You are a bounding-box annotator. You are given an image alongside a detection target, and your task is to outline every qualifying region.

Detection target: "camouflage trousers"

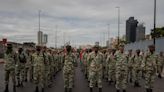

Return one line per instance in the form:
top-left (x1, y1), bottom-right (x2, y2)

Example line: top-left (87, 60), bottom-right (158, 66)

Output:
top-left (144, 70), bottom-right (156, 89)
top-left (16, 63), bottom-right (26, 83)
top-left (158, 65), bottom-right (164, 75)
top-left (33, 66), bottom-right (45, 88)
top-left (89, 70), bottom-right (103, 88)
top-left (115, 70), bottom-right (128, 90)
top-left (24, 66), bottom-right (33, 81)
top-left (4, 69), bottom-right (16, 85)
top-left (132, 69), bottom-right (141, 83)
top-left (108, 68), bottom-right (115, 82)
top-left (63, 70), bottom-right (74, 88)
top-left (104, 66), bottom-right (109, 79)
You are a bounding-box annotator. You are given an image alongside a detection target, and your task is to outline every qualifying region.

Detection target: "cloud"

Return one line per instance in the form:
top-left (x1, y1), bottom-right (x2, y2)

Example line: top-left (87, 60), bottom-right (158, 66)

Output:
top-left (0, 0), bottom-right (164, 47)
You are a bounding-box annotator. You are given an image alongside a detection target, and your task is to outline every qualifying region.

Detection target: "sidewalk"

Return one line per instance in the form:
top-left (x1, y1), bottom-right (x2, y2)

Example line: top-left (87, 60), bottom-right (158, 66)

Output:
top-left (0, 59), bottom-right (4, 64)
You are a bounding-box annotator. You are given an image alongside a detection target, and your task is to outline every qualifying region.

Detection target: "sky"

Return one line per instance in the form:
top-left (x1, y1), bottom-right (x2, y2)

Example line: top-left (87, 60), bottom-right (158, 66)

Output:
top-left (0, 0), bottom-right (164, 47)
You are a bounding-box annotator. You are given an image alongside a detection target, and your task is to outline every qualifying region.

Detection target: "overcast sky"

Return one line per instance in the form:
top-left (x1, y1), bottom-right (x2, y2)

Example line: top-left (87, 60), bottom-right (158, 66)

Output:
top-left (0, 0), bottom-right (164, 47)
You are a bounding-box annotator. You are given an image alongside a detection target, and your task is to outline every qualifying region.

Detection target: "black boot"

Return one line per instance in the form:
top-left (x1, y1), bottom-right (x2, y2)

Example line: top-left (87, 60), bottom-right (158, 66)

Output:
top-left (4, 84), bottom-right (9, 92)
top-left (134, 82), bottom-right (140, 87)
top-left (64, 88), bottom-right (67, 92)
top-left (109, 81), bottom-right (112, 85)
top-left (99, 88), bottom-right (102, 92)
top-left (90, 88), bottom-right (93, 92)
top-left (35, 86), bottom-right (39, 92)
top-left (158, 74), bottom-right (162, 79)
top-left (146, 88), bottom-right (149, 92)
top-left (25, 79), bottom-right (28, 82)
top-left (13, 85), bottom-right (16, 92)
top-left (41, 88), bottom-right (44, 92)
top-left (20, 82), bottom-right (24, 87)
top-left (116, 89), bottom-right (120, 92)
top-left (123, 89), bottom-right (126, 92)
top-left (68, 88), bottom-right (72, 92)
top-left (149, 89), bottom-right (153, 92)
top-left (16, 80), bottom-right (21, 87)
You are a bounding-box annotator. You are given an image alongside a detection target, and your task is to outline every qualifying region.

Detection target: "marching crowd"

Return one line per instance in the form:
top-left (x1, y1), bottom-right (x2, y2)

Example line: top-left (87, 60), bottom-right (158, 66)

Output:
top-left (80, 44), bottom-right (164, 92)
top-left (3, 43), bottom-right (164, 92)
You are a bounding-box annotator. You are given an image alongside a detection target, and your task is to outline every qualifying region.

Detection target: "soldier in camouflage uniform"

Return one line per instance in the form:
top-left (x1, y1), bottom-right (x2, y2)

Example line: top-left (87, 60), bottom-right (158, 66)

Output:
top-left (16, 47), bottom-right (26, 87)
top-left (24, 49), bottom-right (32, 82)
top-left (47, 49), bottom-right (53, 87)
top-left (33, 46), bottom-right (45, 92)
top-left (157, 51), bottom-right (164, 78)
top-left (42, 46), bottom-right (50, 88)
top-left (127, 49), bottom-right (134, 83)
top-left (115, 45), bottom-right (128, 92)
top-left (52, 50), bottom-right (58, 76)
top-left (142, 45), bottom-right (158, 92)
top-left (88, 45), bottom-right (103, 92)
top-left (63, 45), bottom-right (75, 92)
top-left (132, 49), bottom-right (142, 87)
top-left (83, 49), bottom-right (89, 79)
top-left (106, 49), bottom-right (116, 85)
top-left (102, 50), bottom-right (108, 80)
top-left (4, 44), bottom-right (16, 92)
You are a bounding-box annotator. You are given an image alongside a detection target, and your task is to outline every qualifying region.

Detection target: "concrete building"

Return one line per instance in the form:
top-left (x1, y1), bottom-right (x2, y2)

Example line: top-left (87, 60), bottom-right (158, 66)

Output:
top-left (43, 34), bottom-right (48, 45)
top-left (38, 31), bottom-right (43, 45)
top-left (136, 23), bottom-right (146, 41)
top-left (126, 17), bottom-right (138, 43)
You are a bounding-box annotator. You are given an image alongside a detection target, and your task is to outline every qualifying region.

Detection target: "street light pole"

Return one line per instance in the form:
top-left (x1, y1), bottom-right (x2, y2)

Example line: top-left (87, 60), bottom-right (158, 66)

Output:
top-left (107, 24), bottom-right (110, 47)
top-left (116, 7), bottom-right (120, 45)
top-left (153, 0), bottom-right (156, 46)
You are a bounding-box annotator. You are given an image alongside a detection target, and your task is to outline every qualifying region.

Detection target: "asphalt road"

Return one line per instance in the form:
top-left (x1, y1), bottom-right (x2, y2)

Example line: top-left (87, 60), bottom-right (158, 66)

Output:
top-left (0, 63), bottom-right (164, 92)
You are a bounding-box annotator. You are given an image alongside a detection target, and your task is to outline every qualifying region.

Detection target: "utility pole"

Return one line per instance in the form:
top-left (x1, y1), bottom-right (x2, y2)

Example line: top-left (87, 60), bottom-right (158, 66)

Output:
top-left (153, 0), bottom-right (156, 46)
top-left (39, 10), bottom-right (41, 32)
top-left (107, 24), bottom-right (110, 47)
top-left (116, 7), bottom-right (120, 45)
top-left (55, 25), bottom-right (58, 48)
top-left (63, 32), bottom-right (66, 46)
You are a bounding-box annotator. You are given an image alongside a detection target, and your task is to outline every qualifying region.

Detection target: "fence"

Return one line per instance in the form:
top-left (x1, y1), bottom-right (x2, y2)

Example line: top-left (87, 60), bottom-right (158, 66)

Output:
top-left (125, 37), bottom-right (164, 53)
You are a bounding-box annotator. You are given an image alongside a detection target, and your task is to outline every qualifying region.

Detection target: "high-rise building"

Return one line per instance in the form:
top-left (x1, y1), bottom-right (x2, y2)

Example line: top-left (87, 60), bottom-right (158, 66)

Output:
top-left (126, 17), bottom-right (138, 43)
top-left (43, 34), bottom-right (48, 44)
top-left (38, 31), bottom-right (43, 45)
top-left (136, 23), bottom-right (146, 41)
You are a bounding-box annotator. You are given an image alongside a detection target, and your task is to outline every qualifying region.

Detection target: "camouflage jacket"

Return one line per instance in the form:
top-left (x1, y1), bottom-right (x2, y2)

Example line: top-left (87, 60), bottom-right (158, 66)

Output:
top-left (87, 51), bottom-right (103, 72)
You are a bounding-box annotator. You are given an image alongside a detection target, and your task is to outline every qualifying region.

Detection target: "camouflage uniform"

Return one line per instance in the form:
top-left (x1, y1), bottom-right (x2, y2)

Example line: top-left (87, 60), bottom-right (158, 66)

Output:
top-left (4, 52), bottom-right (17, 92)
top-left (157, 54), bottom-right (164, 78)
top-left (115, 51), bottom-right (128, 90)
top-left (16, 52), bottom-right (26, 86)
top-left (52, 52), bottom-right (58, 75)
top-left (106, 53), bottom-right (116, 82)
top-left (132, 54), bottom-right (142, 86)
top-left (103, 52), bottom-right (108, 80)
top-left (33, 52), bottom-right (45, 89)
top-left (24, 52), bottom-right (32, 82)
top-left (83, 52), bottom-right (88, 78)
top-left (142, 52), bottom-right (158, 90)
top-left (88, 51), bottom-right (103, 88)
top-left (43, 51), bottom-right (50, 87)
top-left (47, 52), bottom-right (53, 87)
top-left (63, 52), bottom-right (75, 89)
top-left (127, 54), bottom-right (134, 83)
